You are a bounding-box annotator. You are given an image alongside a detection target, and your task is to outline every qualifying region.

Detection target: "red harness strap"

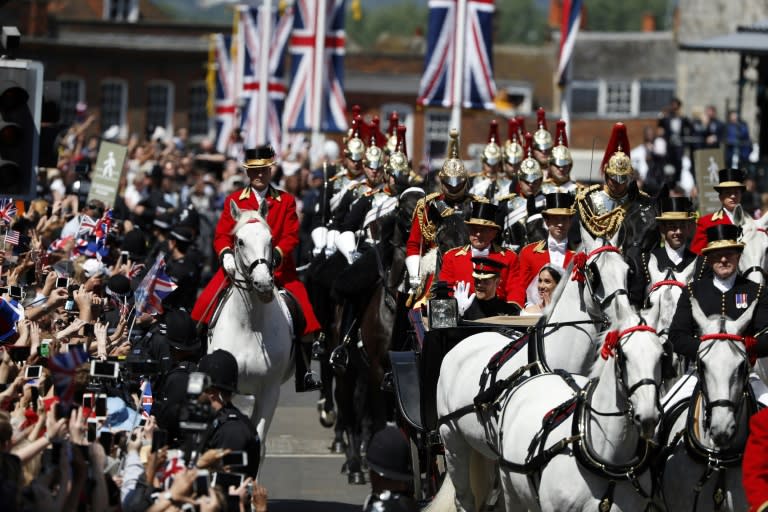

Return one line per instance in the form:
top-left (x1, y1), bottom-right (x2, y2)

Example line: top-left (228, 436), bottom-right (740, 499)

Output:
top-left (700, 333), bottom-right (758, 366)
top-left (601, 325), bottom-right (657, 360)
top-left (649, 279), bottom-right (686, 292)
top-left (571, 245), bottom-right (621, 283)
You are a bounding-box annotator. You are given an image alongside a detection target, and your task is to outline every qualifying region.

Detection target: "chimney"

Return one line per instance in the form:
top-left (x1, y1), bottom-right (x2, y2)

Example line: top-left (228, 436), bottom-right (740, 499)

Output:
top-left (642, 12), bottom-right (656, 32)
top-left (548, 0), bottom-right (562, 30)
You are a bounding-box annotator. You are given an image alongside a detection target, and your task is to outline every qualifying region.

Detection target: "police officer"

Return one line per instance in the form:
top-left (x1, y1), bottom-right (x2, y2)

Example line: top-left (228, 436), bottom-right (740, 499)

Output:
top-left (199, 349), bottom-right (261, 477)
top-left (163, 225), bottom-right (201, 311)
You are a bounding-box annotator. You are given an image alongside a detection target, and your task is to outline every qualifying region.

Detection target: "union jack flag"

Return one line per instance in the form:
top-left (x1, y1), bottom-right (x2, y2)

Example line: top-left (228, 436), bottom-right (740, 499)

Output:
top-left (48, 345), bottom-right (89, 409)
top-left (0, 199), bottom-right (17, 224)
top-left (140, 380), bottom-right (153, 418)
top-left (93, 209), bottom-right (113, 247)
top-left (284, 0), bottom-right (348, 133)
top-left (238, 4), bottom-right (294, 151)
top-left (210, 34), bottom-right (237, 154)
top-left (417, 0), bottom-right (497, 110)
top-left (134, 253), bottom-right (178, 315)
top-left (48, 235), bottom-right (74, 253)
top-left (78, 215), bottom-right (98, 238)
top-left (557, 0), bottom-right (583, 86)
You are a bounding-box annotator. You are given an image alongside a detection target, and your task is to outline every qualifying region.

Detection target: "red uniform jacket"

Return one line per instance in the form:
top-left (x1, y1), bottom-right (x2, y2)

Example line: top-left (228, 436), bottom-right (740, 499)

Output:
top-left (192, 185), bottom-right (320, 334)
top-left (512, 240), bottom-right (575, 304)
top-left (437, 245), bottom-right (524, 307)
top-left (690, 208), bottom-right (732, 255)
top-left (744, 408), bottom-right (768, 512)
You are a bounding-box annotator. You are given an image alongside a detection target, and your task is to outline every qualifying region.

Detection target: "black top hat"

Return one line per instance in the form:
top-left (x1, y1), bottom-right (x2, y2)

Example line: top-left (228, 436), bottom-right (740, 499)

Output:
top-left (542, 193), bottom-right (575, 216)
top-left (471, 256), bottom-right (504, 279)
top-left (243, 145), bottom-right (276, 169)
top-left (702, 224), bottom-right (744, 254)
top-left (714, 168), bottom-right (746, 190)
top-left (656, 196), bottom-right (694, 221)
top-left (160, 309), bottom-right (200, 352)
top-left (465, 200), bottom-right (500, 229)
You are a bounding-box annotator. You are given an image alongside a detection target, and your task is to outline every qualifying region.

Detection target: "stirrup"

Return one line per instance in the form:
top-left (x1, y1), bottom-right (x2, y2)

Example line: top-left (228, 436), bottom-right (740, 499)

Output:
top-left (330, 345), bottom-right (349, 373)
top-left (312, 335), bottom-right (326, 360)
top-left (303, 370), bottom-right (322, 391)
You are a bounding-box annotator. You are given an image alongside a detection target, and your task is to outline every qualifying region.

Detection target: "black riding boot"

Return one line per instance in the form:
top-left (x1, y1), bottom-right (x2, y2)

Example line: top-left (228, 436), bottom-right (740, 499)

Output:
top-left (295, 339), bottom-right (321, 392)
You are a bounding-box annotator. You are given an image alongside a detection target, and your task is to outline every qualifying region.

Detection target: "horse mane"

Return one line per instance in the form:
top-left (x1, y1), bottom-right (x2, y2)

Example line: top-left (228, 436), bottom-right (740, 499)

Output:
top-left (231, 209), bottom-right (272, 236)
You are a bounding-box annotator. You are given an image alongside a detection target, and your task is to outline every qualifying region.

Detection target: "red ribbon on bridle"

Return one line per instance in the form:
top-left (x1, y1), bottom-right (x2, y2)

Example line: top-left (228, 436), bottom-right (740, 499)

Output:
top-left (649, 279), bottom-right (686, 292)
top-left (601, 325), bottom-right (657, 360)
top-left (699, 333), bottom-right (758, 366)
top-left (571, 245), bottom-right (621, 283)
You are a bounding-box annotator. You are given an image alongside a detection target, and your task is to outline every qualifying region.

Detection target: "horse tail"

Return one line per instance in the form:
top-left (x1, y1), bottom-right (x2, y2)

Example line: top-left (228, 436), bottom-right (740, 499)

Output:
top-left (421, 472), bottom-right (457, 512)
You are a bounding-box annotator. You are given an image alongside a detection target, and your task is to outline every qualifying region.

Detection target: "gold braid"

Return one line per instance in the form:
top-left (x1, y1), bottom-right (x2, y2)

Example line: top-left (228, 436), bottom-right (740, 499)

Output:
top-left (414, 196), bottom-right (437, 243)
top-left (575, 191), bottom-right (629, 239)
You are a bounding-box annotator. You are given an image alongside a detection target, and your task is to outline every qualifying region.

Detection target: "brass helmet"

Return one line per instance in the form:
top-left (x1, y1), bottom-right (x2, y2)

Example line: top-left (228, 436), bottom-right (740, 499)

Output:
top-left (504, 118), bottom-right (524, 166)
top-left (550, 119), bottom-right (573, 167)
top-left (385, 111), bottom-right (399, 154)
top-left (387, 125), bottom-right (421, 193)
top-left (533, 107), bottom-right (553, 152)
top-left (345, 114), bottom-right (366, 162)
top-left (364, 131), bottom-right (384, 170)
top-left (481, 120), bottom-right (502, 166)
top-left (439, 129), bottom-right (468, 200)
top-left (601, 122), bottom-right (633, 183)
top-left (519, 132), bottom-right (543, 183)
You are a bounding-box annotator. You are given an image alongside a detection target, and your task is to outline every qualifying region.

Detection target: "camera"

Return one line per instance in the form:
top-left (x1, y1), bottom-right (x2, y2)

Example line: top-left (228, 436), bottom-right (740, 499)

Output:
top-left (8, 285), bottom-right (22, 300)
top-left (25, 366), bottom-right (42, 379)
top-left (90, 360), bottom-right (119, 379)
top-left (178, 372), bottom-right (213, 432)
top-left (55, 277), bottom-right (68, 289)
top-left (123, 358), bottom-right (160, 376)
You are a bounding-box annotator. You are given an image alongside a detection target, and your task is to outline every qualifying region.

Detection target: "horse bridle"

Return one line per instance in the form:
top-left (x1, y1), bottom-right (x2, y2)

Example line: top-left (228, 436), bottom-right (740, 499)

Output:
top-left (579, 244), bottom-right (629, 311)
top-left (231, 226), bottom-right (274, 292)
top-left (696, 334), bottom-right (750, 431)
top-left (589, 324), bottom-right (662, 418)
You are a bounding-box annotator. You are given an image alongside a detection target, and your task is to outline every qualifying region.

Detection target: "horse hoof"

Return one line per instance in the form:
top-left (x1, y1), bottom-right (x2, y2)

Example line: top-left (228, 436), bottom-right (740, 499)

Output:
top-left (319, 409), bottom-right (337, 428)
top-left (316, 398), bottom-right (326, 413)
top-left (348, 471), bottom-right (366, 485)
top-left (331, 440), bottom-right (347, 454)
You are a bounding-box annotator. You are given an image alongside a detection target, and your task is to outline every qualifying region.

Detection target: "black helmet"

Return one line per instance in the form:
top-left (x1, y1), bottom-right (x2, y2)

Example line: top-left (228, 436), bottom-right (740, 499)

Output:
top-left (366, 426), bottom-right (412, 482)
top-left (175, 205), bottom-right (200, 232)
top-left (364, 491), bottom-right (418, 512)
top-left (161, 309), bottom-right (200, 352)
top-left (198, 349), bottom-right (239, 393)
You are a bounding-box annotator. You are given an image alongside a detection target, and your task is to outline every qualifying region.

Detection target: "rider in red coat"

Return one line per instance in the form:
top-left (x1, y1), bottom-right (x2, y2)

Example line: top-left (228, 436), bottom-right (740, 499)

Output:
top-left (690, 168), bottom-right (745, 254)
top-left (745, 408), bottom-right (768, 512)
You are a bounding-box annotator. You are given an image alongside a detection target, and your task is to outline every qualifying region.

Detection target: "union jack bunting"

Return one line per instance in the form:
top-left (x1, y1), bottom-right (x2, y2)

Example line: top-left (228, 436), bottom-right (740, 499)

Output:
top-left (557, 0), bottom-right (583, 86)
top-left (134, 253), bottom-right (178, 315)
top-left (284, 0), bottom-right (349, 133)
top-left (238, 4), bottom-right (294, 150)
top-left (48, 345), bottom-right (89, 409)
top-left (211, 34), bottom-right (237, 154)
top-left (417, 0), bottom-right (497, 110)
top-left (0, 199), bottom-right (17, 224)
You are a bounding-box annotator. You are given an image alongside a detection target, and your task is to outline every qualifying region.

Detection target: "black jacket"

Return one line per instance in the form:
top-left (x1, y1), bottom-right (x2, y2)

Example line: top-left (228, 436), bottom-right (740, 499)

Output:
top-left (627, 245), bottom-right (699, 307)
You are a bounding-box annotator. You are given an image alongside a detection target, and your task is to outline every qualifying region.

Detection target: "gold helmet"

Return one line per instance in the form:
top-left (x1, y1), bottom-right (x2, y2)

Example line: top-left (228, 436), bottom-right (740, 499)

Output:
top-left (601, 122), bottom-right (633, 183)
top-left (345, 114), bottom-right (366, 162)
top-left (364, 131), bottom-right (384, 170)
top-left (387, 125), bottom-right (421, 192)
top-left (385, 111), bottom-right (399, 154)
top-left (481, 120), bottom-right (502, 166)
top-left (439, 129), bottom-right (468, 200)
top-left (550, 119), bottom-right (572, 167)
top-left (533, 107), bottom-right (553, 152)
top-left (504, 117), bottom-right (524, 166)
top-left (519, 132), bottom-right (543, 183)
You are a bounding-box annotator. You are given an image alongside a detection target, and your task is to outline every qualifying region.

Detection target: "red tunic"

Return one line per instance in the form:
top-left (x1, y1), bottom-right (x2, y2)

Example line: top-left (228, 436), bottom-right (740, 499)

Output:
top-left (690, 208), bottom-right (732, 255)
top-left (191, 185), bottom-right (320, 335)
top-left (744, 408), bottom-right (768, 512)
top-left (437, 245), bottom-right (524, 307)
top-left (511, 240), bottom-right (575, 304)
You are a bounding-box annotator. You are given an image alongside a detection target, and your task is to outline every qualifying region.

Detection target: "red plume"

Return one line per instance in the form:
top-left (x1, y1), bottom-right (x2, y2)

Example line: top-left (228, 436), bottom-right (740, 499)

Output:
top-left (515, 115), bottom-right (526, 136)
top-left (555, 120), bottom-right (568, 147)
top-left (352, 114), bottom-right (363, 139)
top-left (351, 104), bottom-right (361, 121)
top-left (524, 132), bottom-right (534, 158)
top-left (601, 331), bottom-right (621, 360)
top-left (396, 125), bottom-right (408, 157)
top-left (570, 252), bottom-right (588, 283)
top-left (488, 119), bottom-right (500, 143)
top-left (387, 111), bottom-right (399, 137)
top-left (507, 118), bottom-right (520, 143)
top-left (600, 122), bottom-right (631, 173)
top-left (536, 107), bottom-right (548, 130)
top-left (370, 116), bottom-right (386, 146)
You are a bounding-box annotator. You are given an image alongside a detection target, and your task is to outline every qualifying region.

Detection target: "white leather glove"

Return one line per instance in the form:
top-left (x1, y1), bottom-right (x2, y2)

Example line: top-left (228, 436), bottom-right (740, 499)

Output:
top-left (336, 231), bottom-right (358, 265)
top-left (311, 226), bottom-right (329, 256)
top-left (454, 281), bottom-right (476, 316)
top-left (405, 255), bottom-right (421, 292)
top-left (325, 230), bottom-right (340, 256)
top-left (222, 253), bottom-right (236, 277)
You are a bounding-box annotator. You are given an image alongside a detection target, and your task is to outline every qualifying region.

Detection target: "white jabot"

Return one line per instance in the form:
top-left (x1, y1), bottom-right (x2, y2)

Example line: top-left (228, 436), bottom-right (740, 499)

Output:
top-left (713, 273), bottom-right (737, 293)
top-left (724, 208), bottom-right (735, 223)
top-left (471, 247), bottom-right (490, 258)
top-left (255, 186), bottom-right (268, 203)
top-left (664, 244), bottom-right (685, 266)
top-left (547, 236), bottom-right (567, 268)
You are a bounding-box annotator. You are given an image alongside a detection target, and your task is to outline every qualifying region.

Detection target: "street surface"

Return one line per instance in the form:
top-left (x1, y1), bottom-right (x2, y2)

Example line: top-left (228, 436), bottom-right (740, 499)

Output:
top-left (257, 378), bottom-right (370, 511)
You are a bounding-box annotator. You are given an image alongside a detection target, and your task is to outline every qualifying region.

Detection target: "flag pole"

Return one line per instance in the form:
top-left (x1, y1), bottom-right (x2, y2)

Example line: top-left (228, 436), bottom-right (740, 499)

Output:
top-left (311, 0), bottom-right (327, 151)
top-left (449, 0), bottom-right (468, 132)
top-left (257, 0), bottom-right (273, 145)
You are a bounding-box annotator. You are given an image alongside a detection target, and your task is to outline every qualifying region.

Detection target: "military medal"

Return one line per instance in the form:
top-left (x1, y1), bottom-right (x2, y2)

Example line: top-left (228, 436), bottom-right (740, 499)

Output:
top-left (736, 293), bottom-right (748, 309)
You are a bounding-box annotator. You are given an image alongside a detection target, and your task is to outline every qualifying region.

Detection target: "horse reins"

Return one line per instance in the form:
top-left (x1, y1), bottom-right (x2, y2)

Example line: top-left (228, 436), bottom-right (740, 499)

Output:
top-left (231, 220), bottom-right (274, 292)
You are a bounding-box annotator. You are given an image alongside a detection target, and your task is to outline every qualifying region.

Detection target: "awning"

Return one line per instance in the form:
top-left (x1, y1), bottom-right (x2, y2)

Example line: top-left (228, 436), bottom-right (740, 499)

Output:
top-left (680, 19), bottom-right (768, 55)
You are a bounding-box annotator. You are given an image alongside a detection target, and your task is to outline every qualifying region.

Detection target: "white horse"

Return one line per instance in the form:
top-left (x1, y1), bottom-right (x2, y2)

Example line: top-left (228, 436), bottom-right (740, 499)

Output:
top-left (660, 297), bottom-right (757, 511)
top-left (208, 200), bottom-right (294, 460)
top-left (428, 228), bottom-right (630, 512)
top-left (499, 306), bottom-right (665, 512)
top-left (732, 205), bottom-right (768, 285)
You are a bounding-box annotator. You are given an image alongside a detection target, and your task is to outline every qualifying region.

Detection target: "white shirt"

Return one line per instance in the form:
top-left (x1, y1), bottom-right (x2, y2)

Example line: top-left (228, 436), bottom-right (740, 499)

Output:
top-left (664, 244), bottom-right (685, 266)
top-left (471, 246), bottom-right (490, 258)
top-left (547, 236), bottom-right (567, 268)
top-left (724, 208), bottom-right (735, 223)
top-left (713, 274), bottom-right (737, 293)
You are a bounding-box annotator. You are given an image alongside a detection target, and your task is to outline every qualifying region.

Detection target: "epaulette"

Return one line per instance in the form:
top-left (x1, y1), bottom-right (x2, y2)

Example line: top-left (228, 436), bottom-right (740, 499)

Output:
top-left (575, 183), bottom-right (601, 201)
top-left (491, 243), bottom-right (506, 255)
top-left (712, 209), bottom-right (724, 221)
top-left (532, 240), bottom-right (547, 253)
top-left (471, 194), bottom-right (490, 202)
top-left (454, 245), bottom-right (470, 256)
top-left (425, 191), bottom-right (442, 202)
top-left (468, 171), bottom-right (485, 178)
top-left (328, 172), bottom-right (344, 182)
top-left (496, 193), bottom-right (517, 203)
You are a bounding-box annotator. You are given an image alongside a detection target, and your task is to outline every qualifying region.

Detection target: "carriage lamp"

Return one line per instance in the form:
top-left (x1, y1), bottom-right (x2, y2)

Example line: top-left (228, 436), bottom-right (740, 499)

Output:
top-left (428, 280), bottom-right (458, 329)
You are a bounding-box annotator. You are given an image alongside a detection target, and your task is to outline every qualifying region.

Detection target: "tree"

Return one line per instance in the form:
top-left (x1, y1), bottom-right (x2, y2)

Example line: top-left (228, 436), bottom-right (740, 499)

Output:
top-left (583, 0), bottom-right (671, 31)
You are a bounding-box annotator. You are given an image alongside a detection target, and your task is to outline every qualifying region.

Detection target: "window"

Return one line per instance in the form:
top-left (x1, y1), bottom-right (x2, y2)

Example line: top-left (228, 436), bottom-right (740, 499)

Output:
top-left (571, 81), bottom-right (599, 115)
top-left (100, 79), bottom-right (128, 136)
top-left (603, 81), bottom-right (635, 116)
top-left (424, 110), bottom-right (451, 163)
top-left (188, 82), bottom-right (209, 137)
top-left (639, 80), bottom-right (675, 115)
top-left (104, 0), bottom-right (139, 22)
top-left (146, 81), bottom-right (174, 136)
top-left (58, 77), bottom-right (85, 126)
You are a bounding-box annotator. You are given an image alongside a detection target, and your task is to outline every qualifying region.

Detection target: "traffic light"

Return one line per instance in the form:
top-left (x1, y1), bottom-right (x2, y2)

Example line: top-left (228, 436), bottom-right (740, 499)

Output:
top-left (0, 59), bottom-right (42, 200)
